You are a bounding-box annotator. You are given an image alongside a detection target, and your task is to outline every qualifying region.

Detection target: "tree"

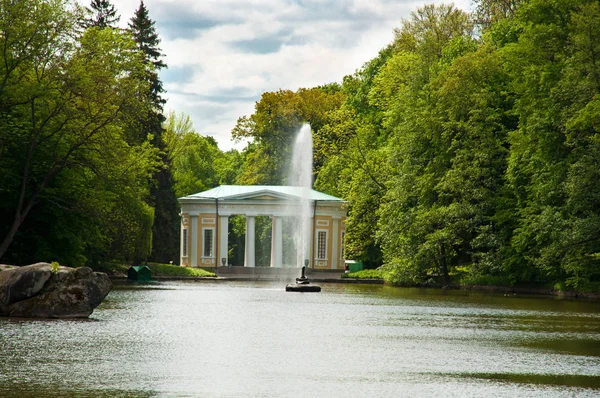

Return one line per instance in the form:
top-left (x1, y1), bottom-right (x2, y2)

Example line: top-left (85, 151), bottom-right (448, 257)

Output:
top-left (128, 0), bottom-right (166, 107)
top-left (128, 1), bottom-right (178, 264)
top-left (232, 87), bottom-right (344, 185)
top-left (314, 47), bottom-right (396, 267)
top-left (0, 1), bottom-right (158, 264)
top-left (502, 0), bottom-right (600, 290)
top-left (83, 0), bottom-right (120, 28)
top-left (164, 111), bottom-right (222, 198)
top-left (473, 0), bottom-right (523, 28)
top-left (339, 3), bottom-right (476, 278)
top-left (394, 3), bottom-right (474, 84)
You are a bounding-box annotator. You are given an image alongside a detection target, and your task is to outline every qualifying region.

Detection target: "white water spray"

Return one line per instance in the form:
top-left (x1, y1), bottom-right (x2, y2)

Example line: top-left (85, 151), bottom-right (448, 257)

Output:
top-left (288, 123), bottom-right (313, 267)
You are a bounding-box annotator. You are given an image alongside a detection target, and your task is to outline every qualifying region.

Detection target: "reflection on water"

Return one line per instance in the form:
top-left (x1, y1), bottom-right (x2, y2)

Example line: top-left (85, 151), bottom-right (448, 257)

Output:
top-left (1, 281), bottom-right (599, 397)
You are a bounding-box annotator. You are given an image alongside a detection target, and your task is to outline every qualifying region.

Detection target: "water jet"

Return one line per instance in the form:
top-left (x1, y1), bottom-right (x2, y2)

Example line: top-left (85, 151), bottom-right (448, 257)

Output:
top-left (283, 125), bottom-right (322, 291)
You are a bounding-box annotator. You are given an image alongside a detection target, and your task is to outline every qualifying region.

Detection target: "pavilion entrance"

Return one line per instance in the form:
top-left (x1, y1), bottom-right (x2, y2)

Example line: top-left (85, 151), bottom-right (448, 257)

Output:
top-left (227, 215), bottom-right (304, 268)
top-left (178, 185), bottom-right (347, 270)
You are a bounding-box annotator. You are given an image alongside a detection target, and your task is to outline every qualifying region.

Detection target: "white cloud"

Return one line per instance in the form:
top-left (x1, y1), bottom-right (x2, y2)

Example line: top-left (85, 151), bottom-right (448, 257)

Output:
top-left (91, 0), bottom-right (473, 150)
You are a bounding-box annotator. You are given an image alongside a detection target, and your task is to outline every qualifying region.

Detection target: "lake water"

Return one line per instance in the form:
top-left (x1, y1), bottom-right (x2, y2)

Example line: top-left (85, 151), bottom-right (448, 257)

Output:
top-left (1, 281), bottom-right (599, 397)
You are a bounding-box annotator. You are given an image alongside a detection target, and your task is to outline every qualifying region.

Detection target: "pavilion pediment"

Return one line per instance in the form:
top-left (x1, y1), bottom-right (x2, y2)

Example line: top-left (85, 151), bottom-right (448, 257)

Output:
top-left (179, 185), bottom-right (346, 204)
top-left (249, 194), bottom-right (281, 201)
top-left (228, 190), bottom-right (297, 201)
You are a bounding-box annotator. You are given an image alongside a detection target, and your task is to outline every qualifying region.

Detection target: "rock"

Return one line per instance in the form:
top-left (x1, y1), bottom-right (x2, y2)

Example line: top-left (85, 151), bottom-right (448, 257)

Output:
top-left (0, 263), bottom-right (112, 318)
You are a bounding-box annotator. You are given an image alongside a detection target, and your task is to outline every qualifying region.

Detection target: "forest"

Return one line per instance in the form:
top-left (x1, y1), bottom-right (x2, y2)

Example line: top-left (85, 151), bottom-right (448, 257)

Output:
top-left (1, 0), bottom-right (599, 293)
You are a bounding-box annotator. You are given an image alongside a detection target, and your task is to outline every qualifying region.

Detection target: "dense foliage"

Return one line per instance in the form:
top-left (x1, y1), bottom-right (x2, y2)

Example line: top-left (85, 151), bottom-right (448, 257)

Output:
top-left (0, 0), bottom-right (160, 267)
top-left (128, 1), bottom-right (180, 265)
top-left (236, 0), bottom-right (600, 292)
top-left (2, 0), bottom-right (599, 293)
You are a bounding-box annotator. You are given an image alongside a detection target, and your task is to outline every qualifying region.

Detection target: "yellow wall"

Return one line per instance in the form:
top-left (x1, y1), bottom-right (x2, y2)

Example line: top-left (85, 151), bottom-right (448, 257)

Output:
top-left (312, 216), bottom-right (347, 270)
top-left (199, 214), bottom-right (216, 266)
top-left (313, 216), bottom-right (332, 269)
top-left (338, 218), bottom-right (346, 269)
top-left (181, 213), bottom-right (190, 266)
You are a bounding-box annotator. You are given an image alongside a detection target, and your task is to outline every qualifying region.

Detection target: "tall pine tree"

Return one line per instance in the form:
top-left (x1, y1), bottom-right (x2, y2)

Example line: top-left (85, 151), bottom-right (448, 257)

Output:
top-left (83, 0), bottom-right (120, 28)
top-left (129, 1), bottom-right (166, 107)
top-left (129, 1), bottom-right (180, 264)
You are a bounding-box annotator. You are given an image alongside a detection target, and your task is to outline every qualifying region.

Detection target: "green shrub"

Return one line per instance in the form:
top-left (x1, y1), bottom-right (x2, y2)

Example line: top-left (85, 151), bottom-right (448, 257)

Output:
top-left (458, 273), bottom-right (514, 287)
top-left (564, 278), bottom-right (600, 294)
top-left (51, 261), bottom-right (60, 274)
top-left (341, 269), bottom-right (383, 279)
top-left (146, 262), bottom-right (216, 277)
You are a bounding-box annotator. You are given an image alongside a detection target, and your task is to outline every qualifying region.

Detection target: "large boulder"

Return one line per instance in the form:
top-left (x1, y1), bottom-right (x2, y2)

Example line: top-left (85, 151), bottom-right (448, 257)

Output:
top-left (0, 263), bottom-right (112, 318)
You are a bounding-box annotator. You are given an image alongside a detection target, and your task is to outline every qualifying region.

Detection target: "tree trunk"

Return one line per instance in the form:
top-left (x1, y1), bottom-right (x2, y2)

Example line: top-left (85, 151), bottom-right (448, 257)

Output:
top-left (0, 215), bottom-right (24, 261)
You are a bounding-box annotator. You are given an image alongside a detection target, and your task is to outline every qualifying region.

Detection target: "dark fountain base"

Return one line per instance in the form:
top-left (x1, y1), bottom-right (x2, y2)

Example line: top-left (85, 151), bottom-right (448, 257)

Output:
top-left (285, 266), bottom-right (321, 292)
top-left (285, 284), bottom-right (321, 292)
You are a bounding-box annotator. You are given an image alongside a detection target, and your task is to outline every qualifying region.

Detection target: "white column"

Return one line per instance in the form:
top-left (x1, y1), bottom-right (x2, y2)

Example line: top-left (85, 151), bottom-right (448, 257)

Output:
top-left (219, 216), bottom-right (229, 266)
top-left (244, 216), bottom-right (256, 267)
top-left (332, 218), bottom-right (340, 269)
top-left (306, 216), bottom-right (313, 266)
top-left (190, 215), bottom-right (198, 267)
top-left (270, 216), bottom-right (283, 267)
top-left (180, 222), bottom-right (186, 266)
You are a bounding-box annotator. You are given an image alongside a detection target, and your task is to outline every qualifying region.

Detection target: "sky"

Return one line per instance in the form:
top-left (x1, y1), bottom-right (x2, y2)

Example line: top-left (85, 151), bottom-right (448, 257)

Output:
top-left (99, 0), bottom-right (472, 150)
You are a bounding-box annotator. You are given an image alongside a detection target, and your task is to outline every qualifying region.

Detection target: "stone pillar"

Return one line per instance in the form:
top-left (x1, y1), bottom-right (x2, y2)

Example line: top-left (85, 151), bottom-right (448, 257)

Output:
top-left (219, 216), bottom-right (229, 266)
top-left (180, 218), bottom-right (186, 266)
top-left (244, 216), bottom-right (255, 267)
top-left (332, 218), bottom-right (340, 269)
top-left (270, 216), bottom-right (283, 267)
top-left (190, 215), bottom-right (198, 267)
top-left (306, 216), bottom-right (313, 266)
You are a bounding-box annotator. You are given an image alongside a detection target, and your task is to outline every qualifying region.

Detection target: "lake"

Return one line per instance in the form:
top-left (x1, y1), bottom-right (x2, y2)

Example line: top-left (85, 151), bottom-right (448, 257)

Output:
top-left (1, 281), bottom-right (599, 397)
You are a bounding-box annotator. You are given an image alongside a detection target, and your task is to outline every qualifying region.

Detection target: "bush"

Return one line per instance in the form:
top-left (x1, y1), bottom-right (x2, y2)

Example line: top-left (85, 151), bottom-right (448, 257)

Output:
top-left (380, 259), bottom-right (425, 285)
top-left (146, 262), bottom-right (216, 277)
top-left (341, 269), bottom-right (383, 279)
top-left (458, 273), bottom-right (514, 287)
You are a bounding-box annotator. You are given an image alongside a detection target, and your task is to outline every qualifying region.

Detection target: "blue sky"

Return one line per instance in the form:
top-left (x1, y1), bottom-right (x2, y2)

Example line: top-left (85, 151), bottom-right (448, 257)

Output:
top-left (102, 0), bottom-right (472, 150)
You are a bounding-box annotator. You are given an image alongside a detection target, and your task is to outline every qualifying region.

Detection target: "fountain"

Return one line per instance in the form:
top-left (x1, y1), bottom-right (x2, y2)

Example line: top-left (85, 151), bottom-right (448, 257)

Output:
top-left (287, 123), bottom-right (313, 267)
top-left (285, 124), bottom-right (321, 292)
top-left (285, 261), bottom-right (321, 292)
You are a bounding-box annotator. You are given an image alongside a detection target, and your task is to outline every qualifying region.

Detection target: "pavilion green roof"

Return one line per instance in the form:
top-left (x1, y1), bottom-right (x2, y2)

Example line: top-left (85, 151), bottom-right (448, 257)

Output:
top-left (179, 185), bottom-right (344, 202)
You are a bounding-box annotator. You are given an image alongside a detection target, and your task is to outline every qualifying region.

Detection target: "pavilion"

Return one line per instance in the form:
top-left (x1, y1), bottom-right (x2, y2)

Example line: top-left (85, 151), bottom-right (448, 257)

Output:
top-left (178, 185), bottom-right (347, 269)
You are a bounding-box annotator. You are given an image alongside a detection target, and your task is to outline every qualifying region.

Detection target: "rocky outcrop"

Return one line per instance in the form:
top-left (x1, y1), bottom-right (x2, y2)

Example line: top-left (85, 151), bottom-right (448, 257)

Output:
top-left (0, 263), bottom-right (112, 318)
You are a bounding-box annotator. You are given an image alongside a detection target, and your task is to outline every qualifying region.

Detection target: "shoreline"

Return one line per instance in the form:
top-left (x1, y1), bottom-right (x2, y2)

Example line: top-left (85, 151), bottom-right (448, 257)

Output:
top-left (109, 274), bottom-right (384, 284)
top-left (108, 274), bottom-right (600, 300)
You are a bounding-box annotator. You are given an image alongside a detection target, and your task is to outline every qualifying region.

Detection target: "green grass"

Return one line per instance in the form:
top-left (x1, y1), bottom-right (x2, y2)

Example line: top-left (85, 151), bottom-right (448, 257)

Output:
top-left (146, 262), bottom-right (216, 277)
top-left (95, 261), bottom-right (216, 278)
top-left (341, 269), bottom-right (383, 279)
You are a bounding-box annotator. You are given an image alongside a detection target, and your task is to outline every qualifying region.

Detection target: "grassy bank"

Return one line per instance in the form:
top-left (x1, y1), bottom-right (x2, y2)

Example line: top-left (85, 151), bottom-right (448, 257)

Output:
top-left (96, 261), bottom-right (216, 278)
top-left (341, 269), bottom-right (384, 280)
top-left (146, 262), bottom-right (216, 278)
